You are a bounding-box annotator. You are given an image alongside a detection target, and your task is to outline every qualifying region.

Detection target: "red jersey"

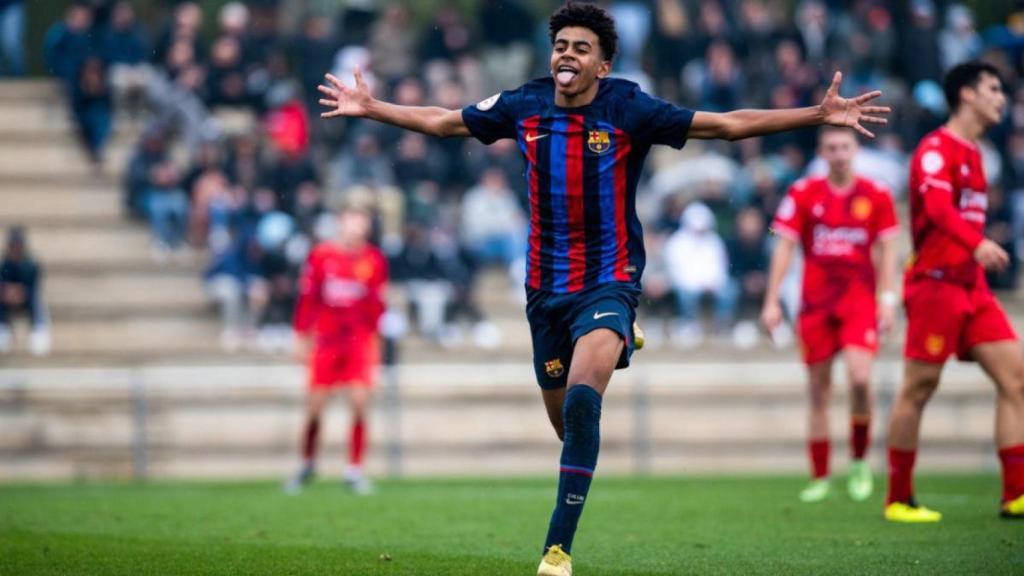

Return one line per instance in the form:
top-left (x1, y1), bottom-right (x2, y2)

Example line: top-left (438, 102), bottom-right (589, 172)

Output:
top-left (293, 242), bottom-right (388, 344)
top-left (906, 127), bottom-right (987, 286)
top-left (773, 176), bottom-right (899, 311)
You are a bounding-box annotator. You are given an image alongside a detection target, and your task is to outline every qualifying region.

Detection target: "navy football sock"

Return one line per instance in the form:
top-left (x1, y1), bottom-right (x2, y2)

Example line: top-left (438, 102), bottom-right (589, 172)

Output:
top-left (544, 384), bottom-right (602, 555)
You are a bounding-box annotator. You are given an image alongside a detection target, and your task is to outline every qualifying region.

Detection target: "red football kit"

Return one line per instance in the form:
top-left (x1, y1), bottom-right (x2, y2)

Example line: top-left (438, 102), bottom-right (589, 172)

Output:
top-left (773, 176), bottom-right (899, 364)
top-left (903, 127), bottom-right (1016, 363)
top-left (294, 242), bottom-right (388, 388)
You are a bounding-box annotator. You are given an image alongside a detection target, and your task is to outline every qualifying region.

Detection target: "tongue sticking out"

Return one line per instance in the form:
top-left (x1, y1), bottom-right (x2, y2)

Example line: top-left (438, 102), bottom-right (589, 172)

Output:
top-left (556, 71), bottom-right (576, 86)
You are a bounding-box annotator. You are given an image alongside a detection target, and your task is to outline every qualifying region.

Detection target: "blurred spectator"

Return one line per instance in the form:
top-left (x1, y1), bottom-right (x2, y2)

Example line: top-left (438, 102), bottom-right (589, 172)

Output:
top-left (0, 0), bottom-right (24, 76)
top-left (0, 228), bottom-right (50, 356)
top-left (264, 146), bottom-right (318, 215)
top-left (391, 224), bottom-right (453, 342)
top-left (44, 3), bottom-right (95, 85)
top-left (251, 211), bottom-right (300, 352)
top-left (291, 14), bottom-right (338, 113)
top-left (369, 4), bottom-right (416, 84)
top-left (941, 5), bottom-right (983, 71)
top-left (124, 127), bottom-right (170, 219)
top-left (185, 141), bottom-right (229, 247)
top-left (206, 34), bottom-right (249, 107)
top-left (71, 56), bottom-right (113, 169)
top-left (649, 0), bottom-right (696, 102)
top-left (479, 0), bottom-right (534, 92)
top-left (101, 1), bottom-right (150, 116)
top-left (147, 63), bottom-right (215, 148)
top-left (664, 202), bottom-right (736, 348)
top-left (264, 83), bottom-right (310, 158)
top-left (726, 207), bottom-right (769, 348)
top-left (896, 0), bottom-right (943, 86)
top-left (986, 186), bottom-right (1020, 291)
top-left (460, 168), bottom-right (526, 270)
top-left (147, 161), bottom-right (189, 261)
top-left (153, 1), bottom-right (203, 67)
top-left (203, 224), bottom-right (259, 352)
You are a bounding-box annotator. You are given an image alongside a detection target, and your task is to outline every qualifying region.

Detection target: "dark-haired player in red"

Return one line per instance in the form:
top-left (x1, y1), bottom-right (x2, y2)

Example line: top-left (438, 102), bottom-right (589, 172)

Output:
top-left (763, 126), bottom-right (899, 504)
top-left (285, 205), bottom-right (387, 496)
top-left (317, 4), bottom-right (889, 573)
top-left (886, 61), bottom-right (1024, 522)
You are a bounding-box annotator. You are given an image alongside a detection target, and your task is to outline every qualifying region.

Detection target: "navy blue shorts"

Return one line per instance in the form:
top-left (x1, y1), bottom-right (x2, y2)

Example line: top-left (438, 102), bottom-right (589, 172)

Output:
top-left (525, 282), bottom-right (640, 390)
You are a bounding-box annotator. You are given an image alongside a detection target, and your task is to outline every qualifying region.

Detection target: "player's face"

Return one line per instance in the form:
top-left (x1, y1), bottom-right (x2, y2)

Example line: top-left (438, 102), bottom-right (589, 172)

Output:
top-left (818, 131), bottom-right (858, 176)
top-left (550, 27), bottom-right (611, 98)
top-left (966, 72), bottom-right (1007, 127)
top-left (339, 210), bottom-right (371, 244)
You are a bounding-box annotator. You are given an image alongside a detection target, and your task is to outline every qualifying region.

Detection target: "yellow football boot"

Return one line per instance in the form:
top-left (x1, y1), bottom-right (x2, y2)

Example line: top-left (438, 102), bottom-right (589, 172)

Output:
top-left (633, 321), bottom-right (645, 351)
top-left (884, 500), bottom-right (942, 523)
top-left (1001, 494), bottom-right (1024, 519)
top-left (537, 544), bottom-right (572, 576)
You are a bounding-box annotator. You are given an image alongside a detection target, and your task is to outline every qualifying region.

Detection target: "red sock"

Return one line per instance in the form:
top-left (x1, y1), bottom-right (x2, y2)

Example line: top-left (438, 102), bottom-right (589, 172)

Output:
top-left (887, 448), bottom-right (917, 504)
top-left (302, 418), bottom-right (320, 463)
top-left (809, 439), bottom-right (830, 479)
top-left (349, 418), bottom-right (366, 467)
top-left (851, 417), bottom-right (870, 460)
top-left (998, 444), bottom-right (1024, 503)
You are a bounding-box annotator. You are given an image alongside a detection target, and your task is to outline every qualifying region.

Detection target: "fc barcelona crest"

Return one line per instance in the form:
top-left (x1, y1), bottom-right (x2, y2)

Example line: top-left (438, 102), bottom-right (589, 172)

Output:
top-left (587, 130), bottom-right (611, 154)
top-left (544, 358), bottom-right (565, 378)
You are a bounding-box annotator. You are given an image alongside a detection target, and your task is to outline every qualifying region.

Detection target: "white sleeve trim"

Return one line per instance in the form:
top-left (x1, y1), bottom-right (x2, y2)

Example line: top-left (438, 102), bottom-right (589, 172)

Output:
top-left (772, 222), bottom-right (801, 241)
top-left (920, 177), bottom-right (953, 192)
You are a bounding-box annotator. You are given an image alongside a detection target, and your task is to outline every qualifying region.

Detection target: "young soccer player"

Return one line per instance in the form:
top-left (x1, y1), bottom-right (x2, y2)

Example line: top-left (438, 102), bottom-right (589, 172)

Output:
top-left (886, 61), bottom-right (1024, 522)
top-left (318, 4), bottom-right (889, 572)
top-left (286, 205), bottom-right (387, 495)
top-left (761, 127), bottom-right (899, 503)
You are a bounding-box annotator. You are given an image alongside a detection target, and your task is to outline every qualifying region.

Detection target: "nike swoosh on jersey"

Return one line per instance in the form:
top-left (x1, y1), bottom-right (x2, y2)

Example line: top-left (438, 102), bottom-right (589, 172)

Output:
top-left (593, 311), bottom-right (619, 320)
top-left (525, 133), bottom-right (549, 142)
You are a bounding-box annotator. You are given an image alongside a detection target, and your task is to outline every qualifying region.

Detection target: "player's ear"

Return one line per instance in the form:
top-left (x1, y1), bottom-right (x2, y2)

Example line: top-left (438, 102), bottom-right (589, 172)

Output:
top-left (596, 59), bottom-right (612, 79)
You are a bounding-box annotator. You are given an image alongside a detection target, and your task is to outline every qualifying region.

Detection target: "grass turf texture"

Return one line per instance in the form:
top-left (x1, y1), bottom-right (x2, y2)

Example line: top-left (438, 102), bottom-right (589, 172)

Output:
top-left (1, 475), bottom-right (1021, 575)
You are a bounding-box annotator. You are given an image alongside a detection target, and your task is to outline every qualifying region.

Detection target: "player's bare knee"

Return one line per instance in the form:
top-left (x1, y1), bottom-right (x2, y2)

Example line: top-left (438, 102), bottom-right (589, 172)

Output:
top-left (996, 363), bottom-right (1024, 402)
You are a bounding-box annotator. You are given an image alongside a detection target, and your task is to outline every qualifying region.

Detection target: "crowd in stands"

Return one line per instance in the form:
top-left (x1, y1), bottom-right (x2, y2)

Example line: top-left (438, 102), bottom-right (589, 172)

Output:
top-left (34, 0), bottom-right (1024, 353)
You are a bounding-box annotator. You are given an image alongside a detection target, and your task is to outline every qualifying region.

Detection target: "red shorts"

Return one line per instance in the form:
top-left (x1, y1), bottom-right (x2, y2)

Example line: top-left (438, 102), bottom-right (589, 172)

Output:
top-left (798, 288), bottom-right (878, 365)
top-left (904, 279), bottom-right (1017, 363)
top-left (309, 337), bottom-right (380, 389)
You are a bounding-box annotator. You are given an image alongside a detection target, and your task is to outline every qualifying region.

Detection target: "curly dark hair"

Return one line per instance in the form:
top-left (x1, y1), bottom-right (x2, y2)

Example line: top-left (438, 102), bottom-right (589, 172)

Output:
top-left (548, 2), bottom-right (618, 62)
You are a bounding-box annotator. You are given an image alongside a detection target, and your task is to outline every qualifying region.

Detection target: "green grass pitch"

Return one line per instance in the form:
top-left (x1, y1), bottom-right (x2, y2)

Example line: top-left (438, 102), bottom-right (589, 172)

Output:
top-left (1, 475), bottom-right (1021, 575)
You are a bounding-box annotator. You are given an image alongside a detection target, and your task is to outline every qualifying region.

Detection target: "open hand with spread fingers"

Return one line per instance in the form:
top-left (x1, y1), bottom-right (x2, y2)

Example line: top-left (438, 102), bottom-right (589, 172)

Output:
top-left (318, 68), bottom-right (373, 119)
top-left (819, 71), bottom-right (891, 138)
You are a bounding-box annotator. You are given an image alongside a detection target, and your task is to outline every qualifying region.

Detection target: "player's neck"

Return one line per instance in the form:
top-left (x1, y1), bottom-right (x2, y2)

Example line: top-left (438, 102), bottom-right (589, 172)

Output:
top-left (945, 112), bottom-right (985, 144)
top-left (555, 82), bottom-right (600, 108)
top-left (826, 172), bottom-right (855, 193)
top-left (335, 237), bottom-right (364, 251)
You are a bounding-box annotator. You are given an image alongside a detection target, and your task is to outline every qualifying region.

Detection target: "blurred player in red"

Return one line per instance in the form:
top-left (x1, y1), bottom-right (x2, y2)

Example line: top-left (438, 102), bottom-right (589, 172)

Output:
top-left (885, 61), bottom-right (1024, 522)
top-left (285, 205), bottom-right (387, 495)
top-left (762, 126), bottom-right (900, 503)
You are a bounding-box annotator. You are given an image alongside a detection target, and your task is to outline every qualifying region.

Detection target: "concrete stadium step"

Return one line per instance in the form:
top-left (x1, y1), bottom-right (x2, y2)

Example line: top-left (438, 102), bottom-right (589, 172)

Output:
top-left (49, 317), bottom-right (221, 355)
top-left (0, 79), bottom-right (65, 101)
top-left (26, 222), bottom-right (157, 266)
top-left (0, 186), bottom-right (121, 225)
top-left (0, 363), bottom-right (1003, 480)
top-left (46, 272), bottom-right (207, 313)
top-left (0, 139), bottom-right (132, 180)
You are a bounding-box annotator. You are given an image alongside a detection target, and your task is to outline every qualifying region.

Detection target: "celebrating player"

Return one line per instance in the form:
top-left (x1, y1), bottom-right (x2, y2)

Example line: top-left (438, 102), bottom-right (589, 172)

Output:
top-left (885, 61), bottom-right (1024, 522)
top-left (762, 127), bottom-right (899, 504)
top-left (286, 205), bottom-right (387, 495)
top-left (318, 3), bottom-right (888, 573)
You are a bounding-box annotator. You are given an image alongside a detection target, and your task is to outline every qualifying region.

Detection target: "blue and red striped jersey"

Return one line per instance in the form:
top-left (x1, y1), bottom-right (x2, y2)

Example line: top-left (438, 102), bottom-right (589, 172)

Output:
top-left (462, 77), bottom-right (694, 293)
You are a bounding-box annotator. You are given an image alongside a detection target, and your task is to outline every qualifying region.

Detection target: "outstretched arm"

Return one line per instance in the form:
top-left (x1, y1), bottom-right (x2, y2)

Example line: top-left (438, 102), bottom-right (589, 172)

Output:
top-left (318, 69), bottom-right (470, 138)
top-left (689, 72), bottom-right (890, 141)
